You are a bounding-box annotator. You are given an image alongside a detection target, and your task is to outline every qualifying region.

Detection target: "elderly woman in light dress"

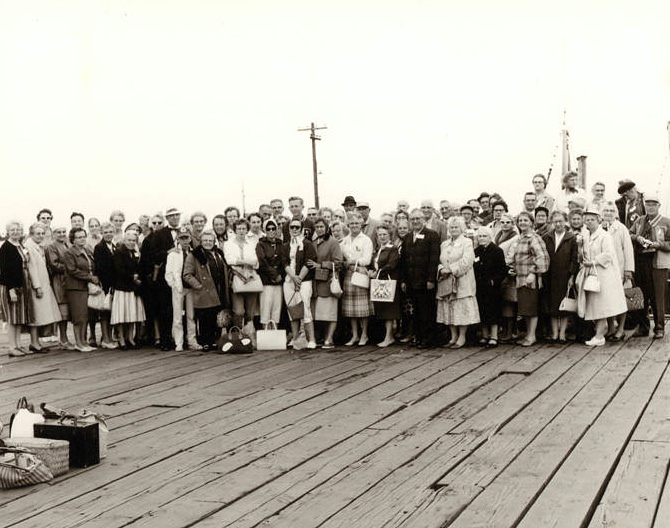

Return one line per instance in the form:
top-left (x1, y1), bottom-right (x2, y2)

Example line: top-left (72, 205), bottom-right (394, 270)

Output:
top-left (436, 216), bottom-right (479, 349)
top-left (576, 206), bottom-right (628, 346)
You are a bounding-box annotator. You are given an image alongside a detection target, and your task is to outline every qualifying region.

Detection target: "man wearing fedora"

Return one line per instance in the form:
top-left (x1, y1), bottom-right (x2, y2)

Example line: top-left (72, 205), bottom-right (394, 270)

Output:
top-left (149, 207), bottom-right (182, 350)
top-left (629, 193), bottom-right (670, 339)
top-left (616, 179), bottom-right (646, 229)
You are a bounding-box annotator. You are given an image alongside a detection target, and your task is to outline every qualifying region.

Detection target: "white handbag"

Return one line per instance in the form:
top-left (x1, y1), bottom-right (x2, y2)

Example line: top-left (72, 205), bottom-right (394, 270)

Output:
top-left (256, 321), bottom-right (287, 351)
top-left (350, 260), bottom-right (370, 289)
top-left (370, 272), bottom-right (397, 303)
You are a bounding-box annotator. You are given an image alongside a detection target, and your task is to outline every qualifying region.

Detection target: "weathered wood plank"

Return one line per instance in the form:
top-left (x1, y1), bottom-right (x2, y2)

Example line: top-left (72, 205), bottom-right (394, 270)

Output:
top-left (443, 341), bottom-right (664, 528)
top-left (587, 440), bottom-right (669, 528)
top-left (515, 341), bottom-right (670, 528)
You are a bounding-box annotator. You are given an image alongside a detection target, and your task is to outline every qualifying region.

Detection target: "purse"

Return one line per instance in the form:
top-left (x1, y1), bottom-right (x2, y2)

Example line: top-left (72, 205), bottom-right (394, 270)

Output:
top-left (9, 398), bottom-right (44, 438)
top-left (217, 326), bottom-right (254, 354)
top-left (436, 274), bottom-right (456, 300)
top-left (501, 275), bottom-right (517, 302)
top-left (0, 446), bottom-right (54, 489)
top-left (88, 291), bottom-right (112, 311)
top-left (87, 283), bottom-right (103, 296)
top-left (314, 267), bottom-right (330, 281)
top-left (624, 282), bottom-right (644, 311)
top-left (559, 284), bottom-right (578, 313)
top-left (583, 266), bottom-right (600, 292)
top-left (256, 321), bottom-right (287, 350)
top-left (370, 272), bottom-right (397, 303)
top-left (232, 271), bottom-right (263, 293)
top-left (350, 261), bottom-right (370, 289)
top-left (330, 263), bottom-right (343, 298)
top-left (286, 292), bottom-right (305, 320)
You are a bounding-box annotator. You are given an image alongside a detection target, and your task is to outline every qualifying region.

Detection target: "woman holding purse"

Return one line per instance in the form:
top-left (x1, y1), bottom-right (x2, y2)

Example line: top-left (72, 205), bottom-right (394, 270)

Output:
top-left (340, 213), bottom-right (374, 346)
top-left (436, 216), bottom-right (480, 349)
top-left (224, 219), bottom-right (260, 329)
top-left (576, 206), bottom-right (627, 346)
top-left (368, 225), bottom-right (400, 348)
top-left (64, 227), bottom-right (101, 352)
top-left (473, 226), bottom-right (507, 347)
top-left (306, 218), bottom-right (343, 349)
top-left (283, 219), bottom-right (318, 349)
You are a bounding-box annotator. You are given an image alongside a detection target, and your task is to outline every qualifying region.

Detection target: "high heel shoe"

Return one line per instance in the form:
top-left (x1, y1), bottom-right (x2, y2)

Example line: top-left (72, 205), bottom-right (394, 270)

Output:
top-left (29, 345), bottom-right (48, 354)
top-left (358, 337), bottom-right (369, 346)
top-left (344, 337), bottom-right (359, 346)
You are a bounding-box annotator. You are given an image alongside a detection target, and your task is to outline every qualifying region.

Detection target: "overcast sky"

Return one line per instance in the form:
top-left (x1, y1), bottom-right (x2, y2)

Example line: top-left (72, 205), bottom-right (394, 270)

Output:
top-left (1, 0), bottom-right (669, 229)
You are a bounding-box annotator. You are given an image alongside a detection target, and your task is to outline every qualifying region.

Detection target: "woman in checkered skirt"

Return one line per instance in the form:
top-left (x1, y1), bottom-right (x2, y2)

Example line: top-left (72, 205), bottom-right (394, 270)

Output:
top-left (340, 213), bottom-right (373, 346)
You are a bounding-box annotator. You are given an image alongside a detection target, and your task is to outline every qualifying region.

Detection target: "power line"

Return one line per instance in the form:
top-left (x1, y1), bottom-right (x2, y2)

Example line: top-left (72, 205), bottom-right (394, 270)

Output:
top-left (298, 122), bottom-right (327, 208)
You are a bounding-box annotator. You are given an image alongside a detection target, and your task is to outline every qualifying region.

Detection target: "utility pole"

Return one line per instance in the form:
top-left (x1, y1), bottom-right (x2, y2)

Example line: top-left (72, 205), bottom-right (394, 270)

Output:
top-left (298, 122), bottom-right (327, 208)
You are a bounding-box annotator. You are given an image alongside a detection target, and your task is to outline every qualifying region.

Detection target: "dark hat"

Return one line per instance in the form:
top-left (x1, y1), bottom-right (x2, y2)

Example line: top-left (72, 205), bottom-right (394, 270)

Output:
top-left (459, 204), bottom-right (474, 213)
top-left (177, 227), bottom-right (191, 238)
top-left (617, 179), bottom-right (636, 194)
top-left (534, 206), bottom-right (550, 217)
top-left (341, 195), bottom-right (357, 207)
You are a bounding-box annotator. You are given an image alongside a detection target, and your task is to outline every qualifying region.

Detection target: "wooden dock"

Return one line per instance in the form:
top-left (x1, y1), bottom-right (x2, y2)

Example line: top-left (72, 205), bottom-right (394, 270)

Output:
top-left (0, 325), bottom-right (669, 528)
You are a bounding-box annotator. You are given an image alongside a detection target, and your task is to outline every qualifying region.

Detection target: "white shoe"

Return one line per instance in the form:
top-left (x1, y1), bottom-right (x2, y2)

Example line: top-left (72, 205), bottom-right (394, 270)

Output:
top-left (585, 337), bottom-right (606, 347)
top-left (101, 341), bottom-right (118, 349)
top-left (307, 341), bottom-right (317, 349)
top-left (378, 339), bottom-right (395, 348)
top-left (60, 341), bottom-right (76, 350)
top-left (175, 345), bottom-right (184, 352)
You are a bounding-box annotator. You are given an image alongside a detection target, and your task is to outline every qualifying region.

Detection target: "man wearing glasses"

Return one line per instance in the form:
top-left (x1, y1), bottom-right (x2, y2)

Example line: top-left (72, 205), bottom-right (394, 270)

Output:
top-left (400, 209), bottom-right (440, 349)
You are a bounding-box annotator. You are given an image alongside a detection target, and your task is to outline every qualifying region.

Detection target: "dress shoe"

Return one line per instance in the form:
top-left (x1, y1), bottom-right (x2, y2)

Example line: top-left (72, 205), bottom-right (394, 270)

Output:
top-left (517, 339), bottom-right (536, 347)
top-left (632, 328), bottom-right (650, 338)
top-left (101, 341), bottom-right (118, 349)
top-left (653, 330), bottom-right (664, 339)
top-left (322, 342), bottom-right (335, 349)
top-left (358, 337), bottom-right (369, 346)
top-left (59, 341), bottom-right (76, 351)
top-left (29, 344), bottom-right (47, 354)
top-left (8, 348), bottom-right (26, 357)
top-left (449, 341), bottom-right (465, 349)
top-left (585, 336), bottom-right (606, 346)
top-left (344, 337), bottom-right (359, 346)
top-left (377, 339), bottom-right (395, 348)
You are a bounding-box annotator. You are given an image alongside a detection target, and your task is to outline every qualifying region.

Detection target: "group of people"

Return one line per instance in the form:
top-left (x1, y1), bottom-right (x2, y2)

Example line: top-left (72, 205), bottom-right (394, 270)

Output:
top-left (1, 172), bottom-right (668, 358)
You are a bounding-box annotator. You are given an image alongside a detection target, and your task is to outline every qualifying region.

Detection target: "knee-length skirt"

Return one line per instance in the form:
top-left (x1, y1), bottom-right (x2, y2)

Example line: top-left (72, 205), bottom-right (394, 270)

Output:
top-left (341, 270), bottom-right (373, 318)
top-left (111, 290), bottom-right (146, 324)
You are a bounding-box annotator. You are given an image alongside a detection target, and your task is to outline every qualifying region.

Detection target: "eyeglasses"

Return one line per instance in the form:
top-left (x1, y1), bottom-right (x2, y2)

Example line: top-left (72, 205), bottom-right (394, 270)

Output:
top-left (500, 221), bottom-right (512, 225)
top-left (40, 216), bottom-right (52, 220)
top-left (289, 225), bottom-right (302, 229)
top-left (409, 217), bottom-right (423, 221)
top-left (152, 222), bottom-right (163, 225)
top-left (266, 226), bottom-right (277, 231)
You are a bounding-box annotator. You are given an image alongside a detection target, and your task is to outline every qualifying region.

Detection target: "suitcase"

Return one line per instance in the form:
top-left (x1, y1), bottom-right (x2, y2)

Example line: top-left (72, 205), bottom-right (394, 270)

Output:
top-left (34, 419), bottom-right (99, 468)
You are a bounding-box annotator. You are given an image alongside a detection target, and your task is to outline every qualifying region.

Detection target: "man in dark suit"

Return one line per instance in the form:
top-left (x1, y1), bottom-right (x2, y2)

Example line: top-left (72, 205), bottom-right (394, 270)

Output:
top-left (400, 209), bottom-right (440, 348)
top-left (149, 207), bottom-right (182, 350)
top-left (615, 179), bottom-right (646, 229)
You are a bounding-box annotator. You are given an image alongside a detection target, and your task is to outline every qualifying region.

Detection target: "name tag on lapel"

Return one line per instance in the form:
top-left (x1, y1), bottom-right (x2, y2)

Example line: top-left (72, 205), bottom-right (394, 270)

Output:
top-left (416, 234), bottom-right (425, 240)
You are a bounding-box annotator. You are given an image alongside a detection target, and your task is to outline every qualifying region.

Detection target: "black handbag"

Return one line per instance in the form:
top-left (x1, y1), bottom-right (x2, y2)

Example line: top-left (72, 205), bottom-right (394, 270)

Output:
top-left (624, 282), bottom-right (644, 311)
top-left (217, 327), bottom-right (254, 354)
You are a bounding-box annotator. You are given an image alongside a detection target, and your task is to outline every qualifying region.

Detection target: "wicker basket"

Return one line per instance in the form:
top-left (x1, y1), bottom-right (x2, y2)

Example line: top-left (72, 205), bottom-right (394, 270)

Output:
top-left (3, 437), bottom-right (69, 477)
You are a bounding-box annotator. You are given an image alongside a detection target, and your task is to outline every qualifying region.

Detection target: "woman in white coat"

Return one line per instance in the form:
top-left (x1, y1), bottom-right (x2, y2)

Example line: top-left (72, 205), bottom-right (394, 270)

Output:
top-left (436, 216), bottom-right (479, 349)
top-left (25, 222), bottom-right (62, 352)
top-left (576, 206), bottom-right (627, 346)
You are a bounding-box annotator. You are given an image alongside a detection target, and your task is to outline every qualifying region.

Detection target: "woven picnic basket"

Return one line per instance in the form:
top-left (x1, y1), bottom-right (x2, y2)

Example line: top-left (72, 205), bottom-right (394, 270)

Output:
top-left (3, 437), bottom-right (69, 477)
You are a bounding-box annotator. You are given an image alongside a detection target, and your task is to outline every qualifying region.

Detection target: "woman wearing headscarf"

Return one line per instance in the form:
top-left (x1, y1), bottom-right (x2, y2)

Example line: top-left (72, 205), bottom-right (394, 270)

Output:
top-left (64, 227), bottom-right (100, 352)
top-left (86, 217), bottom-right (102, 253)
top-left (306, 217), bottom-right (343, 348)
top-left (0, 221), bottom-right (33, 356)
top-left (576, 206), bottom-right (627, 346)
top-left (340, 213), bottom-right (374, 346)
top-left (508, 211), bottom-right (550, 346)
top-left (24, 222), bottom-right (62, 352)
top-left (542, 210), bottom-right (579, 343)
top-left (283, 218), bottom-right (318, 348)
top-left (436, 216), bottom-right (480, 349)
top-left (473, 225), bottom-right (507, 347)
top-left (256, 218), bottom-right (288, 329)
top-left (601, 201), bottom-right (635, 341)
top-left (184, 230), bottom-right (229, 351)
top-left (110, 230), bottom-right (146, 349)
top-left (367, 225), bottom-right (400, 347)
